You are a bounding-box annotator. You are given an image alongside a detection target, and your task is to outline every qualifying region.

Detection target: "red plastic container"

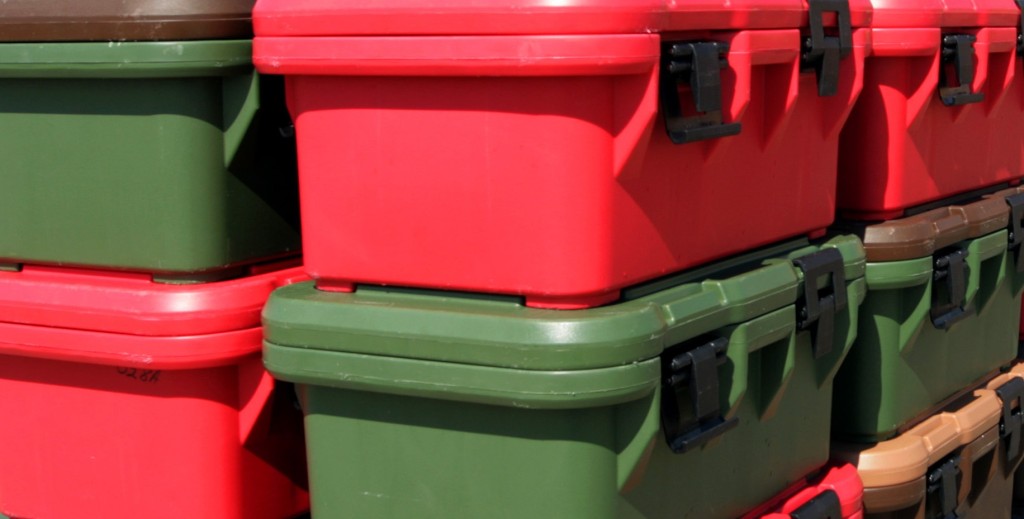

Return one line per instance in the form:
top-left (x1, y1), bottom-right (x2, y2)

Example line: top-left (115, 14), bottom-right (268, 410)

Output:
top-left (743, 464), bottom-right (864, 519)
top-left (0, 263), bottom-right (309, 519)
top-left (838, 0), bottom-right (1024, 219)
top-left (253, 0), bottom-right (870, 308)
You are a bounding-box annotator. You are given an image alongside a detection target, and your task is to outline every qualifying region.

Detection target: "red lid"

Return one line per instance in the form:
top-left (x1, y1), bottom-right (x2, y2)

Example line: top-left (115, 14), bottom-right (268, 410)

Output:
top-left (0, 263), bottom-right (307, 337)
top-left (868, 0), bottom-right (1019, 28)
top-left (253, 0), bottom-right (870, 37)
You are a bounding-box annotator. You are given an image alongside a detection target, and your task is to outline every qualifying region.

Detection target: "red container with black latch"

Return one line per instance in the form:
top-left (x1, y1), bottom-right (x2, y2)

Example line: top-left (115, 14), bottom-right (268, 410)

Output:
top-left (838, 0), bottom-right (1024, 220)
top-left (253, 0), bottom-right (870, 309)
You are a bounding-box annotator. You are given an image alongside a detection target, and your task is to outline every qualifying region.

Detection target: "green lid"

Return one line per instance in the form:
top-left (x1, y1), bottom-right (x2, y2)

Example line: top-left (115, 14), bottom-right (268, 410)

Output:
top-left (264, 236), bottom-right (865, 407)
top-left (0, 40), bottom-right (252, 78)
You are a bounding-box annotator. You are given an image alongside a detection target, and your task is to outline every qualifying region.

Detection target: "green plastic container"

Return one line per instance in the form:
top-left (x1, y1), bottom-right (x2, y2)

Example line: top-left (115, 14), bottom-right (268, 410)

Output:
top-left (832, 188), bottom-right (1024, 442)
top-left (263, 236), bottom-right (866, 519)
top-left (0, 40), bottom-right (299, 279)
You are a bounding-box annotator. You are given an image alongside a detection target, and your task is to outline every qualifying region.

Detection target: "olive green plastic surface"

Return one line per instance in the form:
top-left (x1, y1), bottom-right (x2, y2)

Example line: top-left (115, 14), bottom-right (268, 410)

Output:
top-left (833, 230), bottom-right (1024, 442)
top-left (263, 236), bottom-right (866, 518)
top-left (0, 40), bottom-right (300, 276)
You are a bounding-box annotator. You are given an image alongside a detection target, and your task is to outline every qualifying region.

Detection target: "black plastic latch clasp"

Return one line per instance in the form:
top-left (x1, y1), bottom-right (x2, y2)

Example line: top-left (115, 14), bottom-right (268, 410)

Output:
top-left (659, 41), bottom-right (742, 144)
top-left (939, 34), bottom-right (985, 106)
top-left (790, 489), bottom-right (842, 519)
top-left (930, 247), bottom-right (970, 330)
top-left (997, 377), bottom-right (1024, 463)
top-left (1016, 0), bottom-right (1024, 56)
top-left (660, 336), bottom-right (739, 453)
top-left (792, 248), bottom-right (847, 359)
top-left (1005, 192), bottom-right (1024, 272)
top-left (926, 454), bottom-right (961, 519)
top-left (802, 0), bottom-right (853, 97)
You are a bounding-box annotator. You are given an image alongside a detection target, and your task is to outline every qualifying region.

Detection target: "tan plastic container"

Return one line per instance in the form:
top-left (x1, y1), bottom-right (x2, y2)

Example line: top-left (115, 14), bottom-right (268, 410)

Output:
top-left (0, 0), bottom-right (256, 42)
top-left (834, 364), bottom-right (1024, 518)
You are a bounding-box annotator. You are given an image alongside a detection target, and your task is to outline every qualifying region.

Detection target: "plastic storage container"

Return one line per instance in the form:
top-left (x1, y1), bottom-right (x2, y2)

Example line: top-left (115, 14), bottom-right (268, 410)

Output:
top-left (0, 0), bottom-right (258, 42)
top-left (253, 0), bottom-right (869, 308)
top-left (832, 188), bottom-right (1024, 441)
top-left (0, 263), bottom-right (309, 519)
top-left (743, 464), bottom-right (864, 519)
top-left (837, 0), bottom-right (1024, 219)
top-left (0, 7), bottom-right (300, 280)
top-left (833, 368), bottom-right (1024, 519)
top-left (263, 236), bottom-right (865, 518)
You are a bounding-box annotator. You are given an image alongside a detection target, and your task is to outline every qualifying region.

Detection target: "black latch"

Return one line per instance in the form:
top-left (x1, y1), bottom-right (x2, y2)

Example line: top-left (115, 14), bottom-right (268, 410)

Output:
top-left (1005, 193), bottom-right (1024, 272)
top-left (802, 0), bottom-right (853, 97)
top-left (930, 247), bottom-right (970, 330)
top-left (939, 34), bottom-right (985, 106)
top-left (792, 248), bottom-right (847, 359)
top-left (926, 454), bottom-right (961, 519)
top-left (997, 377), bottom-right (1024, 463)
top-left (790, 489), bottom-right (842, 519)
top-left (1017, 0), bottom-right (1024, 56)
top-left (660, 336), bottom-right (739, 453)
top-left (659, 41), bottom-right (742, 144)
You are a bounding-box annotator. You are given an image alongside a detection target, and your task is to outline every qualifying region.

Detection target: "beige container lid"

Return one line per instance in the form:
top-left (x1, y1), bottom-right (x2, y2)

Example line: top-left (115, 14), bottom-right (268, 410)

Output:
top-left (832, 389), bottom-right (1001, 488)
top-left (858, 425), bottom-right (1001, 514)
top-left (0, 0), bottom-right (255, 42)
top-left (861, 195), bottom-right (1010, 262)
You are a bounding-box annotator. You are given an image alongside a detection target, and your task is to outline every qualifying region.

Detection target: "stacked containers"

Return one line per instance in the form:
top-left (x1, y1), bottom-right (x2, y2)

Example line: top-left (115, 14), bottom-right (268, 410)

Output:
top-left (833, 190), bottom-right (1024, 442)
top-left (252, 0), bottom-right (869, 308)
top-left (262, 237), bottom-right (866, 518)
top-left (0, 2), bottom-right (309, 517)
top-left (251, 0), bottom-right (881, 516)
top-left (0, 0), bottom-right (300, 279)
top-left (833, 365), bottom-right (1024, 518)
top-left (838, 0), bottom-right (1024, 220)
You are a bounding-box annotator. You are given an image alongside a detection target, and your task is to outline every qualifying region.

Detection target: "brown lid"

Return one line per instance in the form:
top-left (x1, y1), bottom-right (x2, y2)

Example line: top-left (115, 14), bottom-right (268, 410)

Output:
top-left (0, 0), bottom-right (255, 42)
top-left (862, 477), bottom-right (925, 514)
top-left (983, 363), bottom-right (1024, 391)
top-left (833, 389), bottom-right (1001, 489)
top-left (861, 197), bottom-right (1009, 262)
top-left (859, 425), bottom-right (1001, 514)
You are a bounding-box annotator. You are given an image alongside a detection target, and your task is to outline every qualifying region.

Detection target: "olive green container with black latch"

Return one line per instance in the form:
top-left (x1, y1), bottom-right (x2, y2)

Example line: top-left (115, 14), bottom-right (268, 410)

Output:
top-left (0, 8), bottom-right (299, 280)
top-left (262, 236), bottom-right (866, 519)
top-left (832, 187), bottom-right (1024, 442)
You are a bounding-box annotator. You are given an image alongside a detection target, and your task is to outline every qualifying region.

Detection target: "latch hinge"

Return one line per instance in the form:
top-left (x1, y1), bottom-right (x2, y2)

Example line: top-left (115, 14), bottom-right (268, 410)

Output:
top-left (659, 41), bottom-right (742, 144)
top-left (793, 248), bottom-right (848, 359)
top-left (1005, 192), bottom-right (1024, 272)
top-left (930, 247), bottom-right (970, 329)
top-left (660, 336), bottom-right (739, 453)
top-left (1017, 0), bottom-right (1024, 56)
top-left (802, 0), bottom-right (853, 97)
top-left (997, 377), bottom-right (1024, 463)
top-left (926, 454), bottom-right (961, 519)
top-left (939, 34), bottom-right (984, 106)
top-left (790, 489), bottom-right (842, 519)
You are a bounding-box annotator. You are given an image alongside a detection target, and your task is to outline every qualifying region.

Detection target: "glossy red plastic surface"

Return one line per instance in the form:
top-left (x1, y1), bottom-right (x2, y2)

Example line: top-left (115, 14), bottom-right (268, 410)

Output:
top-left (253, 0), bottom-right (869, 308)
top-left (838, 0), bottom-right (1024, 219)
top-left (746, 464), bottom-right (864, 519)
top-left (253, 0), bottom-right (825, 37)
top-left (0, 262), bottom-right (305, 337)
top-left (0, 266), bottom-right (309, 519)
